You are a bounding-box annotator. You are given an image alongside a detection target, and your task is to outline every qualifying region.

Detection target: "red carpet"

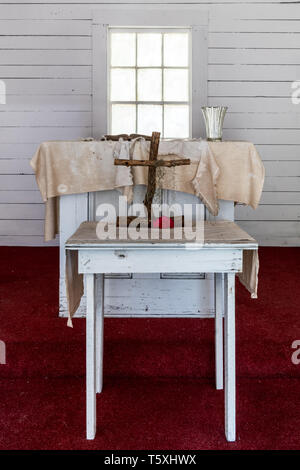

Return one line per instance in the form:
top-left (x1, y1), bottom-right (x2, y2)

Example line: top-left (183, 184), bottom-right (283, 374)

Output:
top-left (0, 246), bottom-right (299, 450)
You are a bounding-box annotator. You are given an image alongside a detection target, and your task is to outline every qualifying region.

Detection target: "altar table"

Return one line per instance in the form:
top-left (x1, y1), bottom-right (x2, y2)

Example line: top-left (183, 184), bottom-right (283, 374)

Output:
top-left (30, 138), bottom-right (264, 320)
top-left (31, 139), bottom-right (265, 241)
top-left (66, 220), bottom-right (258, 441)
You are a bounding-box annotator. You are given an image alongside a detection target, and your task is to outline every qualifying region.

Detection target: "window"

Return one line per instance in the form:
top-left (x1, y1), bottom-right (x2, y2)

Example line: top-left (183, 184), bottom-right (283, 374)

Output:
top-left (92, 7), bottom-right (208, 139)
top-left (108, 28), bottom-right (191, 138)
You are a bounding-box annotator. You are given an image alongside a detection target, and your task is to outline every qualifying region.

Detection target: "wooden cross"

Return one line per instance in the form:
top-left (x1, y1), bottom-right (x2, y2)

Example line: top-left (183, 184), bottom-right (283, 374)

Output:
top-left (112, 132), bottom-right (191, 223)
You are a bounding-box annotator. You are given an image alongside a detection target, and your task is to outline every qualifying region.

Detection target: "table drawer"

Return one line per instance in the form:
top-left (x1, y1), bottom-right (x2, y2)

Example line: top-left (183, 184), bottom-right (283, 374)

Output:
top-left (78, 248), bottom-right (243, 274)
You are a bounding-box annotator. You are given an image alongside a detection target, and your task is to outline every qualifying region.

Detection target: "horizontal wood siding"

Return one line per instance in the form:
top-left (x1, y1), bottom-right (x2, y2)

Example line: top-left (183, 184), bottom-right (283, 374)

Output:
top-left (0, 0), bottom-right (299, 246)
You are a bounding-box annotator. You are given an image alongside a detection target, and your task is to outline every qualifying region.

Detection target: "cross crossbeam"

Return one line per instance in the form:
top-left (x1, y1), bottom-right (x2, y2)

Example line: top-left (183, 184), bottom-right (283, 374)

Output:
top-left (113, 132), bottom-right (191, 221)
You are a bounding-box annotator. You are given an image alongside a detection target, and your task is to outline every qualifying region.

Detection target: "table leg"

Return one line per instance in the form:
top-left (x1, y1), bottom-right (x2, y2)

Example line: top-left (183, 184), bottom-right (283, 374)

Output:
top-left (96, 274), bottom-right (104, 394)
top-left (214, 273), bottom-right (224, 390)
top-left (224, 272), bottom-right (236, 442)
top-left (86, 273), bottom-right (96, 440)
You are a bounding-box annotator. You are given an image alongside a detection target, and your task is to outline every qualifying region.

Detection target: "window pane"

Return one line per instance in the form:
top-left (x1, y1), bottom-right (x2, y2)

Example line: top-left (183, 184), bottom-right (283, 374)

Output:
top-left (138, 69), bottom-right (162, 102)
top-left (138, 105), bottom-right (162, 135)
top-left (164, 33), bottom-right (189, 67)
top-left (111, 104), bottom-right (136, 134)
top-left (111, 69), bottom-right (136, 101)
top-left (110, 33), bottom-right (136, 66)
top-left (137, 33), bottom-right (162, 66)
top-left (164, 69), bottom-right (189, 102)
top-left (164, 105), bottom-right (189, 138)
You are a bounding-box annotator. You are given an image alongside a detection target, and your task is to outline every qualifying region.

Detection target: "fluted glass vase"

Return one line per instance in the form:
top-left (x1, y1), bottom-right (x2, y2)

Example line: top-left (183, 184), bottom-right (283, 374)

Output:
top-left (201, 106), bottom-right (227, 141)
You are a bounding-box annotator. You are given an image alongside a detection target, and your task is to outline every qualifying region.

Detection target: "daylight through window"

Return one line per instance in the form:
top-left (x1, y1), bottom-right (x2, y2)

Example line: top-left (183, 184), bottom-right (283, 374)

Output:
top-left (108, 28), bottom-right (191, 138)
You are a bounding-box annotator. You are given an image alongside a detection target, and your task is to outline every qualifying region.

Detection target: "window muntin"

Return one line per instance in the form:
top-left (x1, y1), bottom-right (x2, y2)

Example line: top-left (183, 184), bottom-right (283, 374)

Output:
top-left (108, 28), bottom-right (191, 138)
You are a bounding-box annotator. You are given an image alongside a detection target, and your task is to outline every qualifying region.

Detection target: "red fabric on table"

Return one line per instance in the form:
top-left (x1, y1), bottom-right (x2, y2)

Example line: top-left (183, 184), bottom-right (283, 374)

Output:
top-left (152, 216), bottom-right (175, 229)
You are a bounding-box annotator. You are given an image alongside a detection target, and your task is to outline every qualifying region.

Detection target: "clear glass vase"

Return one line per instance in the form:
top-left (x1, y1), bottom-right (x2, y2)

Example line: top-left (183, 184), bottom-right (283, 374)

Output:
top-left (201, 106), bottom-right (227, 141)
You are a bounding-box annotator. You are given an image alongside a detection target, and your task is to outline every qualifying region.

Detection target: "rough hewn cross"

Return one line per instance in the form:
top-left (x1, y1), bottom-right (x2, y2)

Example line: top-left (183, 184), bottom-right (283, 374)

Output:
top-left (112, 132), bottom-right (191, 223)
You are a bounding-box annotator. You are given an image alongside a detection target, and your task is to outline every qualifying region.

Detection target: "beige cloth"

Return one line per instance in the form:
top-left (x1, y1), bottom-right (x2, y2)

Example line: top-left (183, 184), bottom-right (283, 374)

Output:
top-left (66, 220), bottom-right (259, 326)
top-left (239, 250), bottom-right (259, 299)
top-left (65, 250), bottom-right (83, 327)
top-left (30, 139), bottom-right (264, 324)
top-left (30, 139), bottom-right (265, 241)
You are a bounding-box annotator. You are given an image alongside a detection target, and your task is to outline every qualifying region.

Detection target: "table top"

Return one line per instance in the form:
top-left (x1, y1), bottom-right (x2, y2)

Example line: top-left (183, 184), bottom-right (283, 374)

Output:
top-left (66, 220), bottom-right (257, 250)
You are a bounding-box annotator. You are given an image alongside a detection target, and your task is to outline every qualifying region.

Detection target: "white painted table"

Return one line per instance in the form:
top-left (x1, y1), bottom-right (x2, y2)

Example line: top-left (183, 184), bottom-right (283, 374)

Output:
top-left (66, 221), bottom-right (257, 442)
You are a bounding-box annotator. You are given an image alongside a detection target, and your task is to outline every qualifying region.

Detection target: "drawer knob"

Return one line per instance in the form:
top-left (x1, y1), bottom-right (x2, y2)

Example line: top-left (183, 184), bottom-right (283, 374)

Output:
top-left (114, 250), bottom-right (127, 259)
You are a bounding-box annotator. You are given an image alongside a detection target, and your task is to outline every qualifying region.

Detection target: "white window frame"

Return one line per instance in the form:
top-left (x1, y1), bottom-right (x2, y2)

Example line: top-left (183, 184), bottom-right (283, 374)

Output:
top-left (108, 27), bottom-right (192, 138)
top-left (92, 6), bottom-right (208, 140)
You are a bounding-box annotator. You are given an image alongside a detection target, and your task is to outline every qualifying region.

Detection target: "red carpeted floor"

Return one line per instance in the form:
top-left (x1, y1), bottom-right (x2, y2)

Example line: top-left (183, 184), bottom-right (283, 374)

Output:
top-left (0, 246), bottom-right (299, 450)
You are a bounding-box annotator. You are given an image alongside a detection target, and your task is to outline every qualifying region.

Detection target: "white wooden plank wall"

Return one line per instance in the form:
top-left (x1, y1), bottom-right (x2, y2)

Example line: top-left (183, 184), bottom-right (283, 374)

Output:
top-left (0, 0), bottom-right (299, 246)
